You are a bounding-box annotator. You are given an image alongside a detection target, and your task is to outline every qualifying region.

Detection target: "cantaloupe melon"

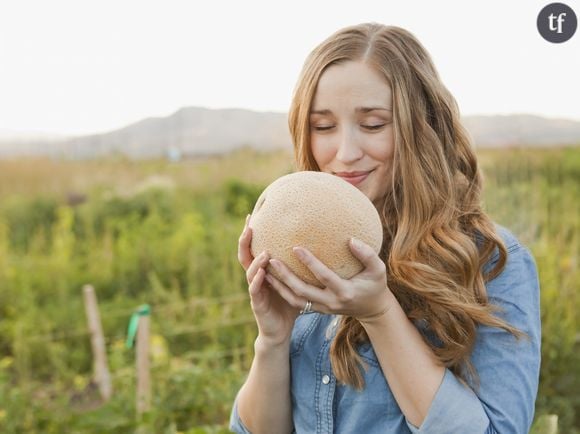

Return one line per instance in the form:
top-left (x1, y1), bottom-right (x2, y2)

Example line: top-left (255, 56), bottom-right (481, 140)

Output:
top-left (249, 171), bottom-right (383, 288)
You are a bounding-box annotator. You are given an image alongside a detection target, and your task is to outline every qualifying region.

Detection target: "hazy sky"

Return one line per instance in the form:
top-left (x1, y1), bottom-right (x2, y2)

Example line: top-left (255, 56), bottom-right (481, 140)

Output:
top-left (1, 0), bottom-right (579, 136)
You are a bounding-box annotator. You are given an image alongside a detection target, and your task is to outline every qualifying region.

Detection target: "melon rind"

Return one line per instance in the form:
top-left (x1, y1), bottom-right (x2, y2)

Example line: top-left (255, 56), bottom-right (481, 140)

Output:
top-left (249, 171), bottom-right (383, 288)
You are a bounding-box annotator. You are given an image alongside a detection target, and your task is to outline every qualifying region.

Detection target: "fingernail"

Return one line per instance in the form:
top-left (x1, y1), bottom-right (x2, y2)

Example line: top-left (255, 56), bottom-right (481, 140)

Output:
top-left (245, 214), bottom-right (251, 227)
top-left (269, 259), bottom-right (281, 270)
top-left (293, 247), bottom-right (305, 260)
top-left (351, 238), bottom-right (364, 250)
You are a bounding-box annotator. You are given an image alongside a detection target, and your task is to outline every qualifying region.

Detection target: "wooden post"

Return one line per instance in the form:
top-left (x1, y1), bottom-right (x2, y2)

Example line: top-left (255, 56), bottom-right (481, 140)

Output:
top-left (83, 284), bottom-right (113, 401)
top-left (136, 313), bottom-right (151, 416)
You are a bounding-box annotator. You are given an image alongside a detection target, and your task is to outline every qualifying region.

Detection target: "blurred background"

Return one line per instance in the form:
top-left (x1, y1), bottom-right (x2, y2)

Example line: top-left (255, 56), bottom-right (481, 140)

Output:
top-left (0, 0), bottom-right (578, 433)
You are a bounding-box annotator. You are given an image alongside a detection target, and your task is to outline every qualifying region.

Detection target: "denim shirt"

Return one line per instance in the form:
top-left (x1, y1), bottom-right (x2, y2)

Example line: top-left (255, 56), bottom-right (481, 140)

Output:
top-left (230, 224), bottom-right (542, 433)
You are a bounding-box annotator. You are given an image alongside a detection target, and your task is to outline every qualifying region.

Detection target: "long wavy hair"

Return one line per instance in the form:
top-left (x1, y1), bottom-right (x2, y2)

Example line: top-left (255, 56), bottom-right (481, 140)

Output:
top-left (288, 23), bottom-right (527, 391)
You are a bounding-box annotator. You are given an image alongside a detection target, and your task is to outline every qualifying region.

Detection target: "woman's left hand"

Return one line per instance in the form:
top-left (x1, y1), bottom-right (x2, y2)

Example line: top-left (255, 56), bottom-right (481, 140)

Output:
top-left (265, 238), bottom-right (395, 322)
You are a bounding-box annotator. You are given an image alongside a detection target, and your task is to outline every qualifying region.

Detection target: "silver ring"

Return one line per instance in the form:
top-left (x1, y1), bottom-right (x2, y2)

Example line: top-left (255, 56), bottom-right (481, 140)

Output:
top-left (300, 300), bottom-right (313, 315)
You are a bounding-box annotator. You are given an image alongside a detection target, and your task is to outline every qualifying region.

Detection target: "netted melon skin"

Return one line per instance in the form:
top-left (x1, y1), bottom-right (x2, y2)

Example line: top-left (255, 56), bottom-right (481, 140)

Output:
top-left (249, 171), bottom-right (383, 288)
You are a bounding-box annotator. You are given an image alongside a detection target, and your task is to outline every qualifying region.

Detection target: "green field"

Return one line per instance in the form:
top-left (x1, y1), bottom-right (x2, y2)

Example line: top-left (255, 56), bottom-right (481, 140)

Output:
top-left (0, 147), bottom-right (578, 433)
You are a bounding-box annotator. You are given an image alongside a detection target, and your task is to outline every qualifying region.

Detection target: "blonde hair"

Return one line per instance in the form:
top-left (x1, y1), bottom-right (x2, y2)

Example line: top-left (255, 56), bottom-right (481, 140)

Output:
top-left (288, 23), bottom-right (527, 391)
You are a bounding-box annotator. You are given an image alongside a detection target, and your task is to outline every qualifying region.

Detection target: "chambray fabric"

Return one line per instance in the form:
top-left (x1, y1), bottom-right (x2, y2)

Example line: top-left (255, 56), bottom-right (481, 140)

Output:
top-left (230, 224), bottom-right (541, 433)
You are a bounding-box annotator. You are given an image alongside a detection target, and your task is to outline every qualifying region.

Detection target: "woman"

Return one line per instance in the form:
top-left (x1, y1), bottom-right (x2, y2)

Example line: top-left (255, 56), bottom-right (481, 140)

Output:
top-left (230, 23), bottom-right (541, 434)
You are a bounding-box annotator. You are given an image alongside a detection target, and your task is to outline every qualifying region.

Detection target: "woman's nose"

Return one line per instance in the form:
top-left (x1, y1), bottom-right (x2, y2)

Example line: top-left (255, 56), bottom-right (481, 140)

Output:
top-left (335, 128), bottom-right (364, 163)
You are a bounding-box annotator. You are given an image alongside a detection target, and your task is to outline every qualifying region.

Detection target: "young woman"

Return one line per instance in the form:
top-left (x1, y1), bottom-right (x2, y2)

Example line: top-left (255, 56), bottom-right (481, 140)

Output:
top-left (230, 23), bottom-right (541, 434)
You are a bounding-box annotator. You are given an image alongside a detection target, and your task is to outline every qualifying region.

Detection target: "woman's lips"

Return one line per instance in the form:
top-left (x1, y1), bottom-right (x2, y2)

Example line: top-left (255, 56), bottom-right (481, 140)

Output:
top-left (336, 171), bottom-right (372, 186)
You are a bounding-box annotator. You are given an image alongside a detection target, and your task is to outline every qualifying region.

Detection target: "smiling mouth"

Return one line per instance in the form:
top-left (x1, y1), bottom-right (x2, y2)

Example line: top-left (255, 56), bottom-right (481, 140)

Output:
top-left (335, 170), bottom-right (373, 186)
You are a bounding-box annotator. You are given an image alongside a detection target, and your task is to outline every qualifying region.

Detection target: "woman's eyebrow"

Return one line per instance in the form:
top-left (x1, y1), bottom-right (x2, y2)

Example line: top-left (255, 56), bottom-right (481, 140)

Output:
top-left (356, 106), bottom-right (392, 113)
top-left (309, 106), bottom-right (392, 115)
top-left (309, 109), bottom-right (332, 115)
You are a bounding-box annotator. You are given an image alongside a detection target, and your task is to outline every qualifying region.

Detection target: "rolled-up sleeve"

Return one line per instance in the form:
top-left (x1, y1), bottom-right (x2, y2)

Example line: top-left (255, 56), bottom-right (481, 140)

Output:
top-left (229, 392), bottom-right (252, 434)
top-left (405, 244), bottom-right (542, 434)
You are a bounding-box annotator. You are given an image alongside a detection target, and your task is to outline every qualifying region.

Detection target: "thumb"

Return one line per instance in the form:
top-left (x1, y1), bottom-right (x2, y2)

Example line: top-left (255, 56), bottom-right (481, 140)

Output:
top-left (349, 238), bottom-right (383, 274)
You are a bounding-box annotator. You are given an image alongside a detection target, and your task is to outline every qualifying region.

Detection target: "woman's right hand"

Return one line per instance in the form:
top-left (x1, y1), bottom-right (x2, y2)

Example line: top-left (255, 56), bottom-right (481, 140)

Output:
top-left (238, 214), bottom-right (299, 347)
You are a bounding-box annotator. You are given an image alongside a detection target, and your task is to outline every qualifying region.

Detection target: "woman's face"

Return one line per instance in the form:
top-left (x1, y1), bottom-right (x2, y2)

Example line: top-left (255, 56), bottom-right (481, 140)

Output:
top-left (309, 60), bottom-right (395, 208)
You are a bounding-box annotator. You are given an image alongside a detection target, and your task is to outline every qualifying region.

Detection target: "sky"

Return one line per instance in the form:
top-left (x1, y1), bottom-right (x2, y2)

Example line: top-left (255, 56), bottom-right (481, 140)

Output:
top-left (0, 0), bottom-right (579, 136)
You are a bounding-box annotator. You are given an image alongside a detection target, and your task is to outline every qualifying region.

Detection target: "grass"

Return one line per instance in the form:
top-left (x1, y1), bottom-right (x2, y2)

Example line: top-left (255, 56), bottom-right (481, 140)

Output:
top-left (0, 146), bottom-right (578, 433)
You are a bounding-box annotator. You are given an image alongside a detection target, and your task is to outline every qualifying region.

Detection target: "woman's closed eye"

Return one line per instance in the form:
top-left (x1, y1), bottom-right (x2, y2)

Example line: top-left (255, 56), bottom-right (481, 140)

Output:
top-left (362, 124), bottom-right (386, 130)
top-left (313, 125), bottom-right (335, 131)
top-left (312, 124), bottom-right (386, 132)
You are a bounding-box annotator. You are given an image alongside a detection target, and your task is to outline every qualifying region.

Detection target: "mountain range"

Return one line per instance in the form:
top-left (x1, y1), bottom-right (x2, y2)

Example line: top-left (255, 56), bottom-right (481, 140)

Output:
top-left (1, 107), bottom-right (579, 159)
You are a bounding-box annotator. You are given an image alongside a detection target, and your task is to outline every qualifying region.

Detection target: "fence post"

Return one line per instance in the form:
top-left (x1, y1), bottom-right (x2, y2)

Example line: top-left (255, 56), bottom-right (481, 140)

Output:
top-left (136, 307), bottom-right (151, 417)
top-left (82, 284), bottom-right (113, 401)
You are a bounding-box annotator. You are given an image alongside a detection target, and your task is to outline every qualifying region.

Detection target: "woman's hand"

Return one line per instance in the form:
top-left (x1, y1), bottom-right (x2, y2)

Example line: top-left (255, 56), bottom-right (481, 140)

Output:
top-left (238, 214), bottom-right (299, 346)
top-left (264, 238), bottom-right (396, 324)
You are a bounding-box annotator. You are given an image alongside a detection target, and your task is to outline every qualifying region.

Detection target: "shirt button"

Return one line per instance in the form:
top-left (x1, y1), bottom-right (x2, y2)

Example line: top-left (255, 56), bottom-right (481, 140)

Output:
top-left (322, 374), bottom-right (330, 385)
